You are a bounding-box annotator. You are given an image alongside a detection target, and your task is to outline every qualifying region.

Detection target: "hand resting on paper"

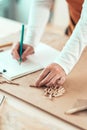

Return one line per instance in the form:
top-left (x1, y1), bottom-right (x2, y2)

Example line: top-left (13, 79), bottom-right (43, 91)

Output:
top-left (11, 42), bottom-right (34, 61)
top-left (35, 63), bottom-right (66, 87)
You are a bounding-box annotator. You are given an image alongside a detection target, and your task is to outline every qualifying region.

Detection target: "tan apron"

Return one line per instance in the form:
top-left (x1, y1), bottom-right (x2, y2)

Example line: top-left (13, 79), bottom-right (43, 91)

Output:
top-left (66, 0), bottom-right (84, 36)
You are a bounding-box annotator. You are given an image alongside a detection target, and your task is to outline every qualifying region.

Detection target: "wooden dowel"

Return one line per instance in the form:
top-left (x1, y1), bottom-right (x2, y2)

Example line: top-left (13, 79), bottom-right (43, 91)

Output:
top-left (0, 42), bottom-right (13, 48)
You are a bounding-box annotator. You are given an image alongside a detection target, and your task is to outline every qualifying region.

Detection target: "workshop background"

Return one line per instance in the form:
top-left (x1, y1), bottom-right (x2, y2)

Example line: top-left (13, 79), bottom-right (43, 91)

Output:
top-left (0, 0), bottom-right (69, 28)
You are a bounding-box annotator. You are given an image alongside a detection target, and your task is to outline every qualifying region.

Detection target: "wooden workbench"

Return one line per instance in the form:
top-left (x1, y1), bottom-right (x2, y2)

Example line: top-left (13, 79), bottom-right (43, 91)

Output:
top-left (0, 18), bottom-right (87, 130)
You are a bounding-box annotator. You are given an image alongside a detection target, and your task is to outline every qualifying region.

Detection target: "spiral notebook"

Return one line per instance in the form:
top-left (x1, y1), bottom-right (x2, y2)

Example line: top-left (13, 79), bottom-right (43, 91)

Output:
top-left (0, 42), bottom-right (60, 80)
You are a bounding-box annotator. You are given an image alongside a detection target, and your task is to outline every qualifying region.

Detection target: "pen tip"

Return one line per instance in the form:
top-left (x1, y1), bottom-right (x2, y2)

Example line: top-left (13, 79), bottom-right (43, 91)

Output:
top-left (19, 62), bottom-right (21, 65)
top-left (18, 59), bottom-right (22, 65)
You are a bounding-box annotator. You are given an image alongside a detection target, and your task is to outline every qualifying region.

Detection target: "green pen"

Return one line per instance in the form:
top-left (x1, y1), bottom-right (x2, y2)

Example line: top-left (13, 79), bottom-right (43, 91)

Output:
top-left (19, 24), bottom-right (24, 65)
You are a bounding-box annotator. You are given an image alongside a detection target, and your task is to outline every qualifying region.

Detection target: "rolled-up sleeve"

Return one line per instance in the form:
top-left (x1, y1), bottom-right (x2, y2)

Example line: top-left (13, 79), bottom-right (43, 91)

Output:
top-left (55, 0), bottom-right (87, 74)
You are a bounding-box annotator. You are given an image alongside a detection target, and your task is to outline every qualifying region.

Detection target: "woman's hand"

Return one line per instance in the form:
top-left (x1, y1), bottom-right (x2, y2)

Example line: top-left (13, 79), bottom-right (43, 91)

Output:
top-left (11, 42), bottom-right (34, 61)
top-left (35, 63), bottom-right (66, 87)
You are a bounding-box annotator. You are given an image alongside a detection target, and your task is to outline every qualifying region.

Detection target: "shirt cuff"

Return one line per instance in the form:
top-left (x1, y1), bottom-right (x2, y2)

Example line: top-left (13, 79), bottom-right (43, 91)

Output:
top-left (54, 58), bottom-right (72, 75)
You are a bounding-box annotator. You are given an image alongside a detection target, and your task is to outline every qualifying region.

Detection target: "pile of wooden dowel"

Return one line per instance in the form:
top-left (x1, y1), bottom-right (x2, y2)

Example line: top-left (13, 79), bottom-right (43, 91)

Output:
top-left (44, 85), bottom-right (65, 100)
top-left (30, 85), bottom-right (65, 100)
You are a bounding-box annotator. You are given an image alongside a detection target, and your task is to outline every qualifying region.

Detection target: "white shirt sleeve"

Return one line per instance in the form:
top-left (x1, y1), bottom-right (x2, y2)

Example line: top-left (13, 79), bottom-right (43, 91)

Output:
top-left (24, 0), bottom-right (52, 47)
top-left (55, 0), bottom-right (87, 75)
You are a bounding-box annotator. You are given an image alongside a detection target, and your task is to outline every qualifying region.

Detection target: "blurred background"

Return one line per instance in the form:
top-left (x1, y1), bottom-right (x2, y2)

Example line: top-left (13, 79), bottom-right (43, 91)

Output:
top-left (0, 0), bottom-right (69, 28)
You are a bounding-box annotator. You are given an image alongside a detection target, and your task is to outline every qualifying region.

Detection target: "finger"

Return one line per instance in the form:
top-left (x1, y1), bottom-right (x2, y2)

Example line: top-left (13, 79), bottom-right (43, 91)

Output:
top-left (35, 68), bottom-right (50, 87)
top-left (22, 47), bottom-right (34, 59)
top-left (57, 76), bottom-right (66, 85)
top-left (22, 57), bottom-right (27, 61)
top-left (12, 43), bottom-right (20, 51)
top-left (11, 43), bottom-right (20, 60)
top-left (46, 74), bottom-right (61, 87)
top-left (39, 71), bottom-right (56, 87)
top-left (12, 49), bottom-right (20, 60)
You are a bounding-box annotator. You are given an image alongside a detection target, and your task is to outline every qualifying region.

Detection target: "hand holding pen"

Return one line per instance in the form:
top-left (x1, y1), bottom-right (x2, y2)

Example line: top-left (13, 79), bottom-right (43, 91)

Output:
top-left (11, 24), bottom-right (34, 62)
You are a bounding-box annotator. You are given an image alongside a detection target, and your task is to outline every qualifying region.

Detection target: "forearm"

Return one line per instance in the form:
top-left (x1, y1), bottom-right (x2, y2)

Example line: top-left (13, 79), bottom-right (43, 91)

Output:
top-left (55, 0), bottom-right (87, 74)
top-left (24, 0), bottom-right (52, 46)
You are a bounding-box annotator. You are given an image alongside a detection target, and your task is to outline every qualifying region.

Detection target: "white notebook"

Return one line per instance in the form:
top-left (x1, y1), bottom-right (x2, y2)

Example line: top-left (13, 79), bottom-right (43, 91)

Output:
top-left (0, 42), bottom-right (60, 80)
